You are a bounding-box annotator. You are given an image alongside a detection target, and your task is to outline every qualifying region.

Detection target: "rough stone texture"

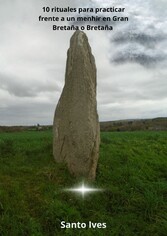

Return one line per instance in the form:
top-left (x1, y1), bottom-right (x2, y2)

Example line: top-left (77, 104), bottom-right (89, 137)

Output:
top-left (53, 30), bottom-right (100, 180)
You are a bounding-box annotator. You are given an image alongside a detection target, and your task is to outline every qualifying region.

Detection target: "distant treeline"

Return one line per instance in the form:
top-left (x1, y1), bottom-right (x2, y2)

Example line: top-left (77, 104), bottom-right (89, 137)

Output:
top-left (100, 117), bottom-right (167, 132)
top-left (0, 125), bottom-right (52, 133)
top-left (0, 117), bottom-right (167, 133)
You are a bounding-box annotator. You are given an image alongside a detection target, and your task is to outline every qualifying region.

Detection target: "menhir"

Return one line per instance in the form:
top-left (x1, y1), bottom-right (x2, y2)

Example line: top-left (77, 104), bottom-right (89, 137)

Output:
top-left (53, 30), bottom-right (100, 180)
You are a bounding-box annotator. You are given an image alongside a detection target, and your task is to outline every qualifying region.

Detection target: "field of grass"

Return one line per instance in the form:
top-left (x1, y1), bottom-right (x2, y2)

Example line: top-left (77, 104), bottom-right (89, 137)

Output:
top-left (0, 130), bottom-right (167, 235)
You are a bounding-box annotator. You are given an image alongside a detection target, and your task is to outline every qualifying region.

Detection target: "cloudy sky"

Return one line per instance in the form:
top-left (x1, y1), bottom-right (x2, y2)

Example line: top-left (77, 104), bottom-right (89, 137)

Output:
top-left (0, 0), bottom-right (167, 125)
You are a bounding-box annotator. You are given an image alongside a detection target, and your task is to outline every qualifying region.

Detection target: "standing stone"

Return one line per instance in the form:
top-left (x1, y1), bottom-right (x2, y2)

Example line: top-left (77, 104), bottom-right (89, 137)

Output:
top-left (53, 30), bottom-right (100, 180)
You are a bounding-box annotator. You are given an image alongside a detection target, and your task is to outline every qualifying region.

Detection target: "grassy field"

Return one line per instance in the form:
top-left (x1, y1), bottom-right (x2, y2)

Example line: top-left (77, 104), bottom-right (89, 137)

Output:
top-left (0, 130), bottom-right (167, 236)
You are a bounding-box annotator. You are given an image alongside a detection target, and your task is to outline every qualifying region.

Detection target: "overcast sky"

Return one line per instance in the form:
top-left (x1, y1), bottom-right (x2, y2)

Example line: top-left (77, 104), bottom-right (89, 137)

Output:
top-left (0, 0), bottom-right (167, 125)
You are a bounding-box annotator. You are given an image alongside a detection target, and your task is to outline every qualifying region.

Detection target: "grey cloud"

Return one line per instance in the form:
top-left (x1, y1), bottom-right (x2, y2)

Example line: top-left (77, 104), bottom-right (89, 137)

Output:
top-left (97, 63), bottom-right (167, 110)
top-left (0, 102), bottom-right (55, 126)
top-left (0, 73), bottom-right (61, 98)
top-left (111, 50), bottom-right (165, 67)
top-left (74, 0), bottom-right (167, 67)
top-left (139, 74), bottom-right (167, 100)
top-left (112, 31), bottom-right (166, 46)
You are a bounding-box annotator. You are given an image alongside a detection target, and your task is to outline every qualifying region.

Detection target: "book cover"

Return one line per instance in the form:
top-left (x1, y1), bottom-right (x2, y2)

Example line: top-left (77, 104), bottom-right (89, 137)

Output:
top-left (0, 0), bottom-right (167, 235)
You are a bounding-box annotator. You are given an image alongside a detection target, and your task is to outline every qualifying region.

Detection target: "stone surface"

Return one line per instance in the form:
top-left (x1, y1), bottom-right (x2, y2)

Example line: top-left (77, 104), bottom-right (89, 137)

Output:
top-left (53, 30), bottom-right (100, 180)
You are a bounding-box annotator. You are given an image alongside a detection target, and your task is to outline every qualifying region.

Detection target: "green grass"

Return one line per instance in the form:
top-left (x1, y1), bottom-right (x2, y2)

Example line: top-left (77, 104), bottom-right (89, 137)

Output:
top-left (0, 131), bottom-right (167, 235)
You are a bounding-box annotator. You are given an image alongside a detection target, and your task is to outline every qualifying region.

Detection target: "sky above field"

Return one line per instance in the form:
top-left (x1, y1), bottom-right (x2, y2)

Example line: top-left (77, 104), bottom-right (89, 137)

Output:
top-left (0, 0), bottom-right (167, 125)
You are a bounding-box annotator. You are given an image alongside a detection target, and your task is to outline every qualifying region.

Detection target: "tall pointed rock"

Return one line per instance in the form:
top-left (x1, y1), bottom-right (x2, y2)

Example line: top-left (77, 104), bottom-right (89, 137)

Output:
top-left (53, 30), bottom-right (100, 180)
